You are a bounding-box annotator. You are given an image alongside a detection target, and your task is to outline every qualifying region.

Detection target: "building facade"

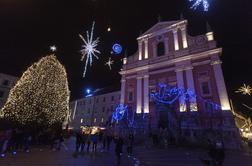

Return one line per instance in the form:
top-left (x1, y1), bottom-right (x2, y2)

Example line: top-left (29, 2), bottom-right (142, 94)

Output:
top-left (119, 20), bottom-right (240, 148)
top-left (69, 91), bottom-right (120, 130)
top-left (0, 73), bottom-right (18, 108)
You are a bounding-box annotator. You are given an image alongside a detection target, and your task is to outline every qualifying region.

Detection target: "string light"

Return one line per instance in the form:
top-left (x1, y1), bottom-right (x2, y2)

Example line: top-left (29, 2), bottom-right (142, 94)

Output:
top-left (0, 55), bottom-right (70, 126)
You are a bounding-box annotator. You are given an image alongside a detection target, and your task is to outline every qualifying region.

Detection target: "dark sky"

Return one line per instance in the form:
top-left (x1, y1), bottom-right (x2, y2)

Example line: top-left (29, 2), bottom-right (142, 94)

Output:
top-left (0, 0), bottom-right (251, 110)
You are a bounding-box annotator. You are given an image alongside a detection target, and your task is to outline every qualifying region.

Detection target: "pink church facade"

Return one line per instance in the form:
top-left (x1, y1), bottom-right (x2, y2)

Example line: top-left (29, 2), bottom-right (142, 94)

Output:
top-left (119, 20), bottom-right (240, 148)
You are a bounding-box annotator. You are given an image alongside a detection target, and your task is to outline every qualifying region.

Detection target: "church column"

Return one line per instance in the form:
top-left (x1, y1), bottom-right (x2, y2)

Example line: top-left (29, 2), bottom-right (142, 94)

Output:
top-left (176, 69), bottom-right (186, 112)
top-left (144, 39), bottom-right (148, 59)
top-left (138, 41), bottom-right (143, 60)
top-left (181, 27), bottom-right (188, 48)
top-left (185, 67), bottom-right (198, 111)
top-left (143, 75), bottom-right (149, 113)
top-left (136, 76), bottom-right (143, 113)
top-left (120, 78), bottom-right (126, 105)
top-left (211, 59), bottom-right (231, 111)
top-left (173, 29), bottom-right (179, 51)
top-left (164, 37), bottom-right (169, 55)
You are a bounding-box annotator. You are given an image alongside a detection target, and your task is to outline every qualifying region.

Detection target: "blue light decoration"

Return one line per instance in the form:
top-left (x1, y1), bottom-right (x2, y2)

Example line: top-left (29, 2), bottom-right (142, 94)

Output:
top-left (111, 104), bottom-right (128, 123)
top-left (12, 151), bottom-right (17, 155)
top-left (188, 0), bottom-right (209, 11)
top-left (86, 88), bottom-right (91, 94)
top-left (112, 43), bottom-right (122, 55)
top-left (151, 83), bottom-right (221, 110)
top-left (1, 153), bottom-right (5, 158)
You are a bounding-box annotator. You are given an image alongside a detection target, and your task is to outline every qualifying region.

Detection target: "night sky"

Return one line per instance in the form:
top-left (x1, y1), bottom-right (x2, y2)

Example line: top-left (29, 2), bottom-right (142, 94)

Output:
top-left (0, 0), bottom-right (251, 111)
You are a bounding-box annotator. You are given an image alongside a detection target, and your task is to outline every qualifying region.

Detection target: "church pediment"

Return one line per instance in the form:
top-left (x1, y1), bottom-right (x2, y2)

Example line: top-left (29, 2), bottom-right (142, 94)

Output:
top-left (138, 20), bottom-right (186, 40)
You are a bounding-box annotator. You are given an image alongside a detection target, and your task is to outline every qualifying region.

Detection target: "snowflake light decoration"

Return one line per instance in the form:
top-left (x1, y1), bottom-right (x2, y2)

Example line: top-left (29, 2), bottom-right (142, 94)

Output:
top-left (236, 84), bottom-right (252, 95)
top-left (189, 0), bottom-right (209, 11)
top-left (79, 22), bottom-right (100, 77)
top-left (105, 57), bottom-right (114, 70)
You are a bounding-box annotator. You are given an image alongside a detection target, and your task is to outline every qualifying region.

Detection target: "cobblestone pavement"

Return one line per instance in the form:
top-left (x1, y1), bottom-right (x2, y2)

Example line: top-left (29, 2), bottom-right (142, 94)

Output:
top-left (0, 137), bottom-right (134, 166)
top-left (133, 146), bottom-right (252, 166)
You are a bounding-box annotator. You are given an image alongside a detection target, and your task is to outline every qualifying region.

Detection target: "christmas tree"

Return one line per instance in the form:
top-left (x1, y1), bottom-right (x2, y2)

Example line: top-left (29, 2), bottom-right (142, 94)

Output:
top-left (0, 55), bottom-right (70, 126)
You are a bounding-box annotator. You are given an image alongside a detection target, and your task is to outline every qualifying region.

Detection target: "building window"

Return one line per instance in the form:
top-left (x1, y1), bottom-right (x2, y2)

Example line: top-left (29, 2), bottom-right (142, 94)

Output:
top-left (96, 98), bottom-right (99, 103)
top-left (102, 107), bottom-right (105, 112)
top-left (128, 91), bottom-right (133, 102)
top-left (107, 108), bottom-right (110, 113)
top-left (2, 80), bottom-right (10, 86)
top-left (111, 105), bottom-right (114, 112)
top-left (101, 118), bottom-right (104, 123)
top-left (157, 42), bottom-right (165, 57)
top-left (103, 97), bottom-right (106, 102)
top-left (88, 108), bottom-right (90, 114)
top-left (0, 91), bottom-right (4, 98)
top-left (111, 96), bottom-right (114, 101)
top-left (94, 118), bottom-right (96, 123)
top-left (80, 118), bottom-right (83, 123)
top-left (201, 81), bottom-right (211, 96)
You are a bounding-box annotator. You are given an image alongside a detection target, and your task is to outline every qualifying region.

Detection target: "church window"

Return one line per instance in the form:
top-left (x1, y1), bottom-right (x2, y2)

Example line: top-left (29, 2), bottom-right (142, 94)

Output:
top-left (157, 42), bottom-right (165, 56)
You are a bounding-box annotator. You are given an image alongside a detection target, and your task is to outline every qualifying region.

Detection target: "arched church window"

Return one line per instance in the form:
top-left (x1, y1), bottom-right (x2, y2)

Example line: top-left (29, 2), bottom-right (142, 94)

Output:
top-left (157, 42), bottom-right (165, 56)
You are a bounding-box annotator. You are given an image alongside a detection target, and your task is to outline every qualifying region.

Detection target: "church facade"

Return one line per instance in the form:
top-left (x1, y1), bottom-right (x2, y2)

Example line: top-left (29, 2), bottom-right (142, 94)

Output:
top-left (119, 20), bottom-right (240, 148)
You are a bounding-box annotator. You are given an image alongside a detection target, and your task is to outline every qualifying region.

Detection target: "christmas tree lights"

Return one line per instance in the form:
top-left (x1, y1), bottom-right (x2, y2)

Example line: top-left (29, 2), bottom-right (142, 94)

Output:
top-left (0, 55), bottom-right (70, 126)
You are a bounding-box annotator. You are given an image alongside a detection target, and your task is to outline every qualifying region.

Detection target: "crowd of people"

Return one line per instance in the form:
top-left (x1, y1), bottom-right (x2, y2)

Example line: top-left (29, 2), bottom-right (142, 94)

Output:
top-left (74, 127), bottom-right (134, 165)
top-left (0, 128), bottom-right (66, 157)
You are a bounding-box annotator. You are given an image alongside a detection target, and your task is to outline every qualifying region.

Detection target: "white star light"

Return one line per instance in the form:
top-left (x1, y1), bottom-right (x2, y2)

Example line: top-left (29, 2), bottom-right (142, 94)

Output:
top-left (236, 84), bottom-right (252, 95)
top-left (50, 45), bottom-right (57, 52)
top-left (189, 0), bottom-right (209, 11)
top-left (79, 22), bottom-right (100, 77)
top-left (105, 57), bottom-right (114, 70)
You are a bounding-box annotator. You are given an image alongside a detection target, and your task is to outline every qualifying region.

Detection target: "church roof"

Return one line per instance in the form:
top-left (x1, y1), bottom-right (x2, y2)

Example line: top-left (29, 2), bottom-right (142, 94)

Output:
top-left (138, 20), bottom-right (186, 40)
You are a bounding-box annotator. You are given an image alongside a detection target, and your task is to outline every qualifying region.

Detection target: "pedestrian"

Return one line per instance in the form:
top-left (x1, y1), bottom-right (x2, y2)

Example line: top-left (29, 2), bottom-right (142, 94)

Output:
top-left (86, 132), bottom-right (91, 153)
top-left (127, 133), bottom-right (134, 157)
top-left (215, 141), bottom-right (225, 166)
top-left (75, 131), bottom-right (82, 152)
top-left (80, 132), bottom-right (87, 153)
top-left (91, 133), bottom-right (98, 152)
top-left (114, 135), bottom-right (124, 166)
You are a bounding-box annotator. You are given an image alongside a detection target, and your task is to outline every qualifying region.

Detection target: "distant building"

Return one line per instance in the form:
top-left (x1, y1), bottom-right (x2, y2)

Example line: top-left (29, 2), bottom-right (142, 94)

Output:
top-left (0, 73), bottom-right (18, 108)
top-left (69, 90), bottom-right (120, 130)
top-left (119, 20), bottom-right (240, 148)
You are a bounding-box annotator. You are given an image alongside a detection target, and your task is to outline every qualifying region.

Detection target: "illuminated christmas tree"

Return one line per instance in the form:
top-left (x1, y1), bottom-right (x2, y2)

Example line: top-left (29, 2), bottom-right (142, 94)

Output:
top-left (0, 55), bottom-right (70, 126)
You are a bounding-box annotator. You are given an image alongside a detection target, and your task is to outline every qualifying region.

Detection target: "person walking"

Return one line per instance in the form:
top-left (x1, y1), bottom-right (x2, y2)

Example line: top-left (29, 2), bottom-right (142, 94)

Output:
top-left (91, 133), bottom-right (98, 152)
top-left (86, 132), bottom-right (91, 153)
top-left (114, 135), bottom-right (124, 166)
top-left (75, 131), bottom-right (82, 152)
top-left (80, 132), bottom-right (87, 153)
top-left (127, 133), bottom-right (134, 157)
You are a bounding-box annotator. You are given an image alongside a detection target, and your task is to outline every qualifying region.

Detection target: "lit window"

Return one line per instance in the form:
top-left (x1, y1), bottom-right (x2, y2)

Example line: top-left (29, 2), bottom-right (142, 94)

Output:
top-left (80, 118), bottom-right (83, 123)
top-left (94, 118), bottom-right (96, 123)
top-left (101, 118), bottom-right (104, 123)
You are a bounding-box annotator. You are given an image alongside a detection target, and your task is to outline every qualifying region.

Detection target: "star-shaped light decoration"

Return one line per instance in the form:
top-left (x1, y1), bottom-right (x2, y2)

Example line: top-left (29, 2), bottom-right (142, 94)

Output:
top-left (105, 57), bottom-right (114, 70)
top-left (79, 22), bottom-right (100, 77)
top-left (236, 84), bottom-right (252, 95)
top-left (50, 45), bottom-right (57, 52)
